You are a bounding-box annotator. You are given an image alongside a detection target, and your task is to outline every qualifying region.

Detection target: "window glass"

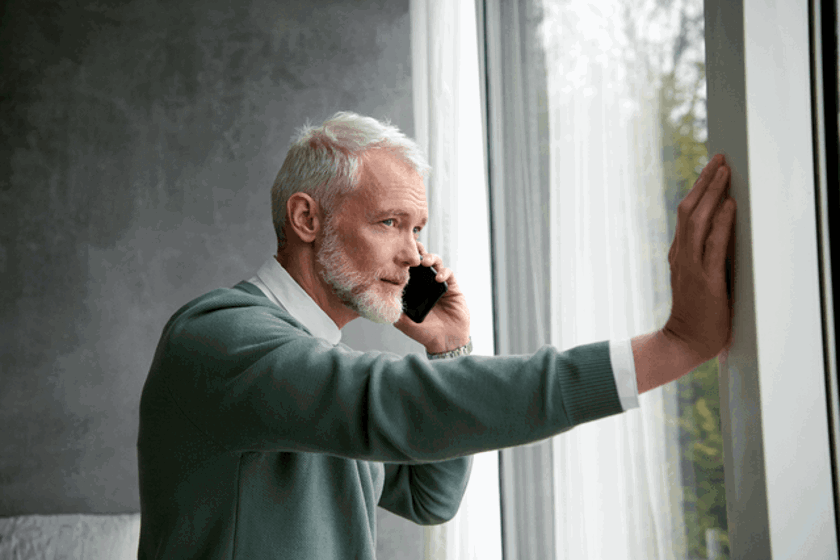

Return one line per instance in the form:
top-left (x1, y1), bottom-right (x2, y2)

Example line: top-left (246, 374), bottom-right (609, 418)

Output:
top-left (535, 0), bottom-right (730, 557)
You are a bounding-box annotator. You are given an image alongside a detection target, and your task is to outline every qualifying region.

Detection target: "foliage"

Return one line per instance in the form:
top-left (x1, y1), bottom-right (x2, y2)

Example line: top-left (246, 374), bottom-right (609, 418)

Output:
top-left (676, 359), bottom-right (729, 559)
top-left (657, 32), bottom-right (730, 558)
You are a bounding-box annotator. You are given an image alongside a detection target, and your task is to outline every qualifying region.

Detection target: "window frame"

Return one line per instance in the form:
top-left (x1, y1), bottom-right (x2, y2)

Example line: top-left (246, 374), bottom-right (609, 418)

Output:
top-left (704, 0), bottom-right (839, 557)
top-left (811, 0), bottom-right (840, 539)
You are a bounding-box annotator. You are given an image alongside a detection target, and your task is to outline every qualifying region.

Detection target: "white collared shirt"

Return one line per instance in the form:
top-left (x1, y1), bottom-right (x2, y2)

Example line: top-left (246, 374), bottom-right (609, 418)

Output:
top-left (246, 257), bottom-right (639, 411)
top-left (247, 257), bottom-right (342, 346)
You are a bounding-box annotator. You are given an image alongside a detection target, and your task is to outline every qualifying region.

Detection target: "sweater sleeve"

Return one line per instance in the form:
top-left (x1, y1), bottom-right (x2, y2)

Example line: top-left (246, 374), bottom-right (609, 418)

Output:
top-left (378, 457), bottom-right (473, 525)
top-left (150, 288), bottom-right (624, 463)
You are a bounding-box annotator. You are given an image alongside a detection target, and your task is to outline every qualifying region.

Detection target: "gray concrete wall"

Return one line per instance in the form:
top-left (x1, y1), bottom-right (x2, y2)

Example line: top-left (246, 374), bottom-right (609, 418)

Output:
top-left (0, 0), bottom-right (424, 556)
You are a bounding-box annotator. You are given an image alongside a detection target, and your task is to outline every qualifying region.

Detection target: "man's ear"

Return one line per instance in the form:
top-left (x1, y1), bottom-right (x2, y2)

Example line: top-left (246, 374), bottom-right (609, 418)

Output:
top-left (286, 193), bottom-right (323, 244)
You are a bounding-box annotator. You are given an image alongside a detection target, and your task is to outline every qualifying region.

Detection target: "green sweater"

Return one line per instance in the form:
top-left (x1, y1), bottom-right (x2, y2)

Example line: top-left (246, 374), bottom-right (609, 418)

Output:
top-left (137, 282), bottom-right (624, 559)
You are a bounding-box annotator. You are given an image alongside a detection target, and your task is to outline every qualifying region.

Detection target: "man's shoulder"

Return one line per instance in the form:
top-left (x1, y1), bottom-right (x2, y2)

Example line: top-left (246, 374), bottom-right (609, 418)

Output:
top-left (172, 281), bottom-right (271, 317)
top-left (163, 281), bottom-right (310, 341)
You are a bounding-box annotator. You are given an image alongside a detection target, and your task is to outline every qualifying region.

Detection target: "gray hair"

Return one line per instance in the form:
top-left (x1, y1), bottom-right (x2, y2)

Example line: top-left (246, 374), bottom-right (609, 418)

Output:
top-left (270, 111), bottom-right (431, 249)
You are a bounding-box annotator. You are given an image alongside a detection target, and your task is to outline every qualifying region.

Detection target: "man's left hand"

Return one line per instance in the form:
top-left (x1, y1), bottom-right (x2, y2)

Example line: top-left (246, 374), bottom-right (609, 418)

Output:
top-left (395, 243), bottom-right (471, 354)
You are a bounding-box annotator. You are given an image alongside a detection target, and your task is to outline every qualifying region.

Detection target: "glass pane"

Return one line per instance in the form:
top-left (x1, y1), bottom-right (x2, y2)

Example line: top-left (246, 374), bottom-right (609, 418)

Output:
top-left (534, 0), bottom-right (730, 558)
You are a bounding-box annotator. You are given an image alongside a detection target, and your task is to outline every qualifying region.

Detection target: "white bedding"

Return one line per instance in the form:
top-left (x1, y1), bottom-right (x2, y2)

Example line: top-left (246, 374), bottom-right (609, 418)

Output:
top-left (0, 514), bottom-right (140, 560)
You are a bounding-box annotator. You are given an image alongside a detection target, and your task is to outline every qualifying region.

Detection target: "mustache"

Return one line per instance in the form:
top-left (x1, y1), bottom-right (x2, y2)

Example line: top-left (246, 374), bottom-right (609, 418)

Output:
top-left (379, 272), bottom-right (410, 285)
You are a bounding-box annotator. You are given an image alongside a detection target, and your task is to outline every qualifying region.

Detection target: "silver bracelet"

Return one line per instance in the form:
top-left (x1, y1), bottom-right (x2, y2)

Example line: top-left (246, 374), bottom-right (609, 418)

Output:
top-left (427, 337), bottom-right (473, 360)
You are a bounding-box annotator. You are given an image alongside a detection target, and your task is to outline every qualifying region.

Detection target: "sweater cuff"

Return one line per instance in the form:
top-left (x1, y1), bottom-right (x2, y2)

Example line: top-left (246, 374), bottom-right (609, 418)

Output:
top-left (556, 340), bottom-right (623, 426)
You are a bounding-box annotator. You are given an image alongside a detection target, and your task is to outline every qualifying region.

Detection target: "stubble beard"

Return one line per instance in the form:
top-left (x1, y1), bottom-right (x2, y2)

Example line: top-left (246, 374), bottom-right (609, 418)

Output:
top-left (316, 221), bottom-right (405, 324)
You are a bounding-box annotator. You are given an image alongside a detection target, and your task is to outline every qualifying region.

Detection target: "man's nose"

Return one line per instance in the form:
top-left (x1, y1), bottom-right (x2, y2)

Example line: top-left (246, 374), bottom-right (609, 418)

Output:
top-left (400, 238), bottom-right (422, 267)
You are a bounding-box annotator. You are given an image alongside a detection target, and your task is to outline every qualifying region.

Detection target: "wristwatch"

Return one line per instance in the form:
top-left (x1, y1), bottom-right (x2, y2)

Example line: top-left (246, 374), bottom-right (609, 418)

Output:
top-left (426, 337), bottom-right (473, 360)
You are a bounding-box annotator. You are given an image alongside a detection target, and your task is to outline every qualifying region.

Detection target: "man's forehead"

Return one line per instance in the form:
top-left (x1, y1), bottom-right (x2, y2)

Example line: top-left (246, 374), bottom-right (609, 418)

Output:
top-left (357, 187), bottom-right (428, 221)
top-left (355, 151), bottom-right (428, 217)
top-left (360, 149), bottom-right (424, 186)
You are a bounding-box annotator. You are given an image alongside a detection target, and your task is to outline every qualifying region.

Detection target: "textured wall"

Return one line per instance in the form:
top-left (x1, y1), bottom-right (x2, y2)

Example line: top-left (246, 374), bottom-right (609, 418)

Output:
top-left (0, 0), bottom-right (425, 554)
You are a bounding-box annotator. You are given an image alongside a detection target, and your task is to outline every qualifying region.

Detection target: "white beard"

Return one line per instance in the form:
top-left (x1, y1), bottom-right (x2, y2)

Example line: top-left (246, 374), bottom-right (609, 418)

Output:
top-left (316, 221), bottom-right (404, 324)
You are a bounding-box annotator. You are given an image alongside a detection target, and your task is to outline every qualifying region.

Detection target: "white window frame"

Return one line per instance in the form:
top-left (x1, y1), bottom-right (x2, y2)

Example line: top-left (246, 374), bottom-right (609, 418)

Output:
top-left (704, 0), bottom-right (838, 557)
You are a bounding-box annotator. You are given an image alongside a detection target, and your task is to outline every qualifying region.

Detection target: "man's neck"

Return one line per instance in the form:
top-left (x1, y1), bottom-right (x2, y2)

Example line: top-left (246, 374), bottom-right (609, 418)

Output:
top-left (274, 252), bottom-right (358, 329)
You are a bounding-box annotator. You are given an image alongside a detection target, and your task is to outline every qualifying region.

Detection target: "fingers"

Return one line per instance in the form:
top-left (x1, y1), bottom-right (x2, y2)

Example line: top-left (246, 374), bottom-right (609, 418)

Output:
top-left (690, 164), bottom-right (731, 258)
top-left (672, 153), bottom-right (732, 266)
top-left (435, 266), bottom-right (454, 284)
top-left (419, 251), bottom-right (453, 283)
top-left (419, 250), bottom-right (441, 269)
top-left (703, 196), bottom-right (737, 274)
top-left (677, 154), bottom-right (725, 221)
top-left (415, 242), bottom-right (455, 284)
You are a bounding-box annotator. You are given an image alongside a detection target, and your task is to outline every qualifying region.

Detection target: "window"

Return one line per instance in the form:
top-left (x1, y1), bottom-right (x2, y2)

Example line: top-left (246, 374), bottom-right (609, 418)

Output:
top-left (482, 0), bottom-right (839, 557)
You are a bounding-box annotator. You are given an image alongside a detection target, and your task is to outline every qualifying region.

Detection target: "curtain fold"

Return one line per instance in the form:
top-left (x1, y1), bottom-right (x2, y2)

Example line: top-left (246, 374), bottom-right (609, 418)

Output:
top-left (484, 0), bottom-right (685, 558)
top-left (410, 1), bottom-right (501, 559)
top-left (483, 1), bottom-right (557, 558)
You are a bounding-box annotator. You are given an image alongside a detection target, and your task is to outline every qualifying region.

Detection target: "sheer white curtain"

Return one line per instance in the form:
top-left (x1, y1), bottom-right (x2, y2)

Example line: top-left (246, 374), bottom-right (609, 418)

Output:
top-left (484, 0), bottom-right (687, 558)
top-left (544, 1), bottom-right (683, 556)
top-left (409, 1), bottom-right (501, 560)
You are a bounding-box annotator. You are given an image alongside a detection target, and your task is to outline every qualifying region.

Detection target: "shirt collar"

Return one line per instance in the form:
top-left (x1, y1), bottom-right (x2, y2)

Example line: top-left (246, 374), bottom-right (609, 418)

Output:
top-left (251, 257), bottom-right (342, 346)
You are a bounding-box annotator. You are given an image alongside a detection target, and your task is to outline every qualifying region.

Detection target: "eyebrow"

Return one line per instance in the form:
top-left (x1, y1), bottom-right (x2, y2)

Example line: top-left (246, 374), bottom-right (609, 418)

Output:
top-left (372, 210), bottom-right (428, 227)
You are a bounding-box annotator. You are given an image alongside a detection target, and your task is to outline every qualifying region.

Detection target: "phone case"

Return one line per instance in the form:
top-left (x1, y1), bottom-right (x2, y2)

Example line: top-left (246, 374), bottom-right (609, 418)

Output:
top-left (402, 265), bottom-right (448, 323)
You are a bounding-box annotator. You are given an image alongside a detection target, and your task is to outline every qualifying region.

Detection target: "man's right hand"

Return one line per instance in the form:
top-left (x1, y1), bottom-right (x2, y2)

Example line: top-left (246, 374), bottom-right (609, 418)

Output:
top-left (633, 154), bottom-right (737, 393)
top-left (664, 153), bottom-right (737, 365)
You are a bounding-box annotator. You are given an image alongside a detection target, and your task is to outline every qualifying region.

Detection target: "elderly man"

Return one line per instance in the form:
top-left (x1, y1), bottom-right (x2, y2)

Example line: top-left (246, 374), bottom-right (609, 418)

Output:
top-left (137, 112), bottom-right (735, 559)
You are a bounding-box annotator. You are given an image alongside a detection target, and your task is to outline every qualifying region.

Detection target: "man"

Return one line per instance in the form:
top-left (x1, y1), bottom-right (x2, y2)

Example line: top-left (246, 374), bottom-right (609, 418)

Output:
top-left (137, 112), bottom-right (736, 559)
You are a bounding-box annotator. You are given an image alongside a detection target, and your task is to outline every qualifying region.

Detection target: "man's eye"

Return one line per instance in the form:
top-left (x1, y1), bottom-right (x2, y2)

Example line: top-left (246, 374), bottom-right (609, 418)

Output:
top-left (382, 219), bottom-right (395, 227)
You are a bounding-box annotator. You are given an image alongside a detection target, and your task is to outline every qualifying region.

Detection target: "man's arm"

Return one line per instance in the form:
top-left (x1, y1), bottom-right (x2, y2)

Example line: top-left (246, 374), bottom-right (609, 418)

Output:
top-left (154, 297), bottom-right (621, 463)
top-left (378, 458), bottom-right (473, 525)
top-left (634, 153), bottom-right (736, 393)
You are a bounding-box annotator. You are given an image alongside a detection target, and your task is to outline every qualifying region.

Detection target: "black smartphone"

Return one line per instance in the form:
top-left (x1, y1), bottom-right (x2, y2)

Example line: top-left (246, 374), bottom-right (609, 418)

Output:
top-left (402, 264), bottom-right (448, 323)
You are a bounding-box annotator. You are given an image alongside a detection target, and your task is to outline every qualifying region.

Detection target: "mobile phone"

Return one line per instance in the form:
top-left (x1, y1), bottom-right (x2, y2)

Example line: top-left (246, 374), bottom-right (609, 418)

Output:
top-left (402, 263), bottom-right (448, 323)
